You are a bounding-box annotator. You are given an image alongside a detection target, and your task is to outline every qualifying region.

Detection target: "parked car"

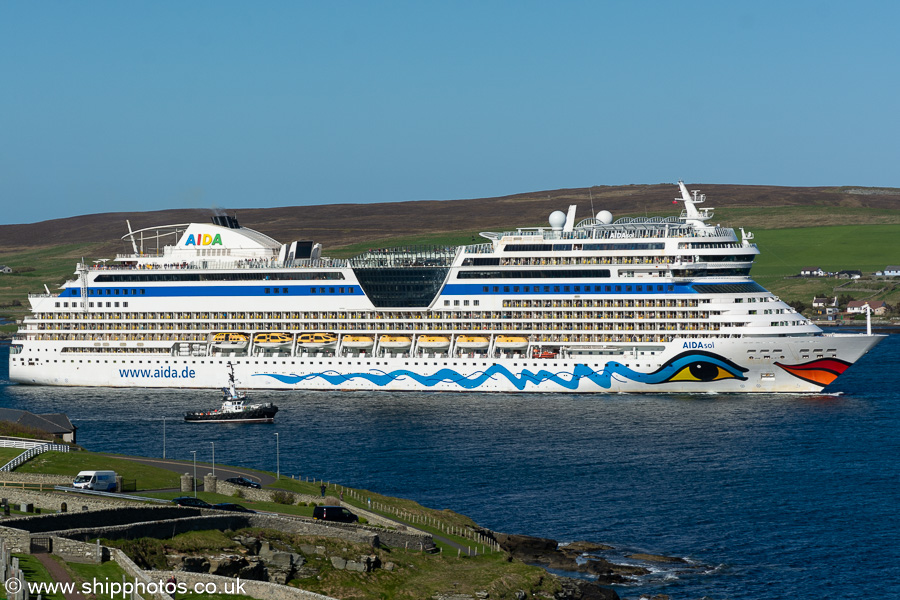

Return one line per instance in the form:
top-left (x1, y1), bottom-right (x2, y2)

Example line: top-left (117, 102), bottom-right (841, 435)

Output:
top-left (225, 476), bottom-right (261, 489)
top-left (171, 496), bottom-right (212, 508)
top-left (312, 505), bottom-right (359, 523)
top-left (213, 502), bottom-right (255, 513)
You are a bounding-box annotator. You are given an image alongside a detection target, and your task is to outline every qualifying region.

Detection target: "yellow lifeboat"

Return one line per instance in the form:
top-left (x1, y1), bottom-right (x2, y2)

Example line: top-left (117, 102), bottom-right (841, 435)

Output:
top-left (417, 335), bottom-right (451, 350)
top-left (495, 335), bottom-right (529, 351)
top-left (297, 332), bottom-right (338, 349)
top-left (253, 332), bottom-right (293, 348)
top-left (343, 335), bottom-right (375, 349)
top-left (456, 335), bottom-right (490, 350)
top-left (212, 332), bottom-right (249, 349)
top-left (380, 335), bottom-right (412, 349)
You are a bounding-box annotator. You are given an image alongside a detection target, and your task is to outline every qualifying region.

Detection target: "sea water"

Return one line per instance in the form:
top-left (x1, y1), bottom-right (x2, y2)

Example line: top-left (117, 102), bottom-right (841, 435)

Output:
top-left (0, 336), bottom-right (897, 600)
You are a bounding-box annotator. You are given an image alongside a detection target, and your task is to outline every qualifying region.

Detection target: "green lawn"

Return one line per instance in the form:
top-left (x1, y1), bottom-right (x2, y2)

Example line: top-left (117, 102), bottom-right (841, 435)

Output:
top-left (9, 554), bottom-right (65, 600)
top-left (751, 224), bottom-right (900, 277)
top-left (16, 451), bottom-right (181, 490)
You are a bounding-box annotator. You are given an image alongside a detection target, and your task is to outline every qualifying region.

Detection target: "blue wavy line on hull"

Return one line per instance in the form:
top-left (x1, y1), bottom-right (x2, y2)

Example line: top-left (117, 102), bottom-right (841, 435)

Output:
top-left (250, 351), bottom-right (747, 390)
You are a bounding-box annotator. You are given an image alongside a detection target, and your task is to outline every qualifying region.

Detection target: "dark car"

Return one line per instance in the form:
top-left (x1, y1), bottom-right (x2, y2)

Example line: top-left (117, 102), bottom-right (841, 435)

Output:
top-left (172, 496), bottom-right (212, 508)
top-left (225, 476), bottom-right (262, 489)
top-left (213, 502), bottom-right (255, 513)
top-left (312, 505), bottom-right (359, 523)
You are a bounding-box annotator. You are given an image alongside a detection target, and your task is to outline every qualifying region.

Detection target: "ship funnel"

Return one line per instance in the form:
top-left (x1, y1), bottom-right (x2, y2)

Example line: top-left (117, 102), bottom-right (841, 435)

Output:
top-left (211, 215), bottom-right (241, 229)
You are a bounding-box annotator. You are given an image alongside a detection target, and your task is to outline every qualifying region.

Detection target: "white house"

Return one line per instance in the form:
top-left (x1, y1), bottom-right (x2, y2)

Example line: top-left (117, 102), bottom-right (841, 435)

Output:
top-left (0, 265), bottom-right (12, 274)
top-left (846, 300), bottom-right (888, 315)
top-left (883, 266), bottom-right (900, 277)
top-left (801, 266), bottom-right (826, 277)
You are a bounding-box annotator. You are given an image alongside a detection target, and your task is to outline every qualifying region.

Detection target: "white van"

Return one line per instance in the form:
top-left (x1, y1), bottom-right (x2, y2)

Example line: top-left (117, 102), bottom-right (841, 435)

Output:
top-left (72, 470), bottom-right (117, 492)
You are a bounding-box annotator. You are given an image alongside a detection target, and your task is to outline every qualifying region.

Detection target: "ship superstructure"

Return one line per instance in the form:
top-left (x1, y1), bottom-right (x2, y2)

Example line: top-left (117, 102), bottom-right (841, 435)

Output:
top-left (8, 183), bottom-right (884, 392)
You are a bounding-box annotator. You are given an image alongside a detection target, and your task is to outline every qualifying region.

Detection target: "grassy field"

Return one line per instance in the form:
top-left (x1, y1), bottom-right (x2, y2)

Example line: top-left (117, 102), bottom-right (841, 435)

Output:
top-left (15, 451), bottom-right (182, 490)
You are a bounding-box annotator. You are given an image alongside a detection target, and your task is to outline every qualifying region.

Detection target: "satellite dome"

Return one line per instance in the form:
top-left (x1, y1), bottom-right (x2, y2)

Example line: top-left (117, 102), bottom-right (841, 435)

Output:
top-left (597, 210), bottom-right (613, 224)
top-left (548, 211), bottom-right (566, 230)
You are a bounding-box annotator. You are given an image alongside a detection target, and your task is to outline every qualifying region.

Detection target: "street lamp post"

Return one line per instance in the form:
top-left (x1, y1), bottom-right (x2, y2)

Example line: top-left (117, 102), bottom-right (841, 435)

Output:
top-left (210, 442), bottom-right (215, 478)
top-left (275, 432), bottom-right (280, 480)
top-left (190, 450), bottom-right (197, 497)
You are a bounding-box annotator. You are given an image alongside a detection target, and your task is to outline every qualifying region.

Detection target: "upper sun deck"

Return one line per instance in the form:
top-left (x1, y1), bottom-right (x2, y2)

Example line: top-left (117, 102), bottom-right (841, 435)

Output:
top-left (474, 182), bottom-right (747, 250)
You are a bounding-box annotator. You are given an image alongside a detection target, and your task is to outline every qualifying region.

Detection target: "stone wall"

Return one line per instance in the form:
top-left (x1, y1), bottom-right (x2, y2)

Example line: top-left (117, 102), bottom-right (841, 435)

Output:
top-left (5, 506), bottom-right (197, 533)
top-left (147, 570), bottom-right (338, 600)
top-left (55, 514), bottom-right (252, 543)
top-left (0, 473), bottom-right (72, 485)
top-left (0, 526), bottom-right (30, 553)
top-left (0, 488), bottom-right (138, 513)
top-left (111, 547), bottom-right (168, 600)
top-left (246, 514), bottom-right (432, 551)
top-left (51, 535), bottom-right (110, 563)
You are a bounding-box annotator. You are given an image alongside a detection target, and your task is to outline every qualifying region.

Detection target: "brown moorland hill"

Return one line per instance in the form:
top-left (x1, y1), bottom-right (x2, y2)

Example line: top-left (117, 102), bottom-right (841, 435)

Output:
top-left (2, 183), bottom-right (899, 254)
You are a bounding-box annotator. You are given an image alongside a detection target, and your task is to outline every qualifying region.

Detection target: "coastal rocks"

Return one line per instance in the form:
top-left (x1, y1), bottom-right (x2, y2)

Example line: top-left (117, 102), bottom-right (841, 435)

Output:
top-left (560, 541), bottom-right (614, 555)
top-left (553, 577), bottom-right (620, 600)
top-left (492, 533), bottom-right (558, 559)
top-left (486, 532), bottom-right (647, 584)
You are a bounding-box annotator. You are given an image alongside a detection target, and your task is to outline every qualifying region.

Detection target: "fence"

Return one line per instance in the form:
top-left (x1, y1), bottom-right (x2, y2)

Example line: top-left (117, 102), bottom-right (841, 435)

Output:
top-left (0, 443), bottom-right (70, 473)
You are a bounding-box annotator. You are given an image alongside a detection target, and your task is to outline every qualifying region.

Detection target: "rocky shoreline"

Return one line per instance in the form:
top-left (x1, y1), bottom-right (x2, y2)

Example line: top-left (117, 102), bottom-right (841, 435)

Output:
top-left (479, 530), bottom-right (696, 600)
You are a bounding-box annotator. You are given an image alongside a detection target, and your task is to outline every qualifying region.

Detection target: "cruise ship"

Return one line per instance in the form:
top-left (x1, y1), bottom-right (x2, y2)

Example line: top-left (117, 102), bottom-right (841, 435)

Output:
top-left (8, 183), bottom-right (885, 393)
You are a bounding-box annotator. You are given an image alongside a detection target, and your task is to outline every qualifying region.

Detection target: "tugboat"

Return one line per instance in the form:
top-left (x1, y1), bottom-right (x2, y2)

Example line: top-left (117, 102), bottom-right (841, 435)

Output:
top-left (185, 363), bottom-right (278, 423)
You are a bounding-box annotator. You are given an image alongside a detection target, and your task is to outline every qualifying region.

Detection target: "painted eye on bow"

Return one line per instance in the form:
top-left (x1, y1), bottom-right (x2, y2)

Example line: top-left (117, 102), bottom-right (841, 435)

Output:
top-left (651, 351), bottom-right (749, 384)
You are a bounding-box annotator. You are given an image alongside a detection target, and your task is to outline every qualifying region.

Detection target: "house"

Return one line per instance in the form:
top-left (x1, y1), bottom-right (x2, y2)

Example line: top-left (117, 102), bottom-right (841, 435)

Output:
top-left (837, 270), bottom-right (862, 279)
top-left (883, 266), bottom-right (900, 277)
top-left (0, 265), bottom-right (11, 274)
top-left (801, 267), bottom-right (826, 277)
top-left (846, 300), bottom-right (889, 316)
top-left (811, 297), bottom-right (840, 319)
top-left (0, 409), bottom-right (76, 443)
top-left (812, 297), bottom-right (837, 309)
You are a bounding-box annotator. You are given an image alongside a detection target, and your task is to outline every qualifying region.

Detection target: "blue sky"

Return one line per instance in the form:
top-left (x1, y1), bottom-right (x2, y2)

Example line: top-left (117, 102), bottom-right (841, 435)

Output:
top-left (3, 1), bottom-right (899, 225)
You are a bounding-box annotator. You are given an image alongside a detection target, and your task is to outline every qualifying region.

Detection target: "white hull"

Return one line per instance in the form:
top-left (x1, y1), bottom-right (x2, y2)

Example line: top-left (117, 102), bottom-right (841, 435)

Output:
top-left (9, 334), bottom-right (883, 393)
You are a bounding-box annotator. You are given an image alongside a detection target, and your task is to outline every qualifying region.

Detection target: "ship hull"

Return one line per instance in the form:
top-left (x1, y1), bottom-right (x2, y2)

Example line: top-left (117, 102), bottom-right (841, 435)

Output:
top-left (9, 334), bottom-right (884, 393)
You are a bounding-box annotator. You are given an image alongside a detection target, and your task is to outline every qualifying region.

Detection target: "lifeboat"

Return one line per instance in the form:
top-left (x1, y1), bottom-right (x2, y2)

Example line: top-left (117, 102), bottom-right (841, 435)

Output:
top-left (456, 335), bottom-right (489, 350)
top-left (343, 335), bottom-right (375, 349)
top-left (380, 335), bottom-right (412, 350)
top-left (532, 349), bottom-right (559, 359)
top-left (253, 332), bottom-right (293, 348)
top-left (297, 332), bottom-right (338, 349)
top-left (495, 335), bottom-right (529, 351)
top-left (417, 335), bottom-right (451, 350)
top-left (212, 332), bottom-right (249, 349)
